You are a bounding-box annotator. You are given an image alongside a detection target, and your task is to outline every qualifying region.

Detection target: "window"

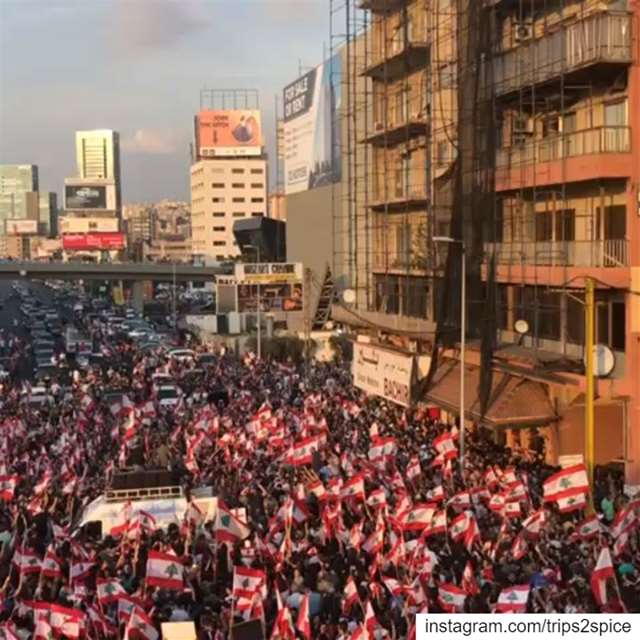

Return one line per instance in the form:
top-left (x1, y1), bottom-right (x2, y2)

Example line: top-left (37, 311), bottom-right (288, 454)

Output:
top-left (436, 141), bottom-right (448, 166)
top-left (213, 241), bottom-right (226, 247)
top-left (596, 295), bottom-right (626, 351)
top-left (251, 197), bottom-right (264, 203)
top-left (213, 212), bottom-right (225, 218)
top-left (251, 212), bottom-right (263, 217)
top-left (209, 167), bottom-right (224, 174)
top-left (231, 168), bottom-right (245, 174)
top-left (250, 183), bottom-right (264, 189)
top-left (232, 197), bottom-right (245, 203)
top-left (395, 223), bottom-right (411, 267)
top-left (231, 183), bottom-right (245, 188)
top-left (211, 183), bottom-right (225, 188)
top-left (213, 226), bottom-right (225, 232)
top-left (232, 212), bottom-right (245, 217)
top-left (535, 213), bottom-right (553, 242)
top-left (374, 275), bottom-right (400, 315)
top-left (250, 168), bottom-right (263, 174)
top-left (604, 100), bottom-right (627, 127)
top-left (596, 205), bottom-right (626, 241)
top-left (212, 197), bottom-right (224, 203)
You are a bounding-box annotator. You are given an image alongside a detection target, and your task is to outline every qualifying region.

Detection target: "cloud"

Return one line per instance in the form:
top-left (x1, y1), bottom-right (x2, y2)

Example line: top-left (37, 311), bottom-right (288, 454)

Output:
top-left (121, 128), bottom-right (184, 155)
top-left (109, 0), bottom-right (209, 55)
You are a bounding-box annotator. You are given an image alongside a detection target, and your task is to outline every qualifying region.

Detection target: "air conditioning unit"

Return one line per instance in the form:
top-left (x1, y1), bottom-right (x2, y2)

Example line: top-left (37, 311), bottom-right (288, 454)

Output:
top-left (513, 20), bottom-right (533, 43)
top-left (513, 116), bottom-right (534, 135)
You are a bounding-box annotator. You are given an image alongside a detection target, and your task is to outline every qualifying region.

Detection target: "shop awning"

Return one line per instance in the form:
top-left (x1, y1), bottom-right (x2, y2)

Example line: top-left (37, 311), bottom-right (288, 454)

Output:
top-left (424, 359), bottom-right (557, 427)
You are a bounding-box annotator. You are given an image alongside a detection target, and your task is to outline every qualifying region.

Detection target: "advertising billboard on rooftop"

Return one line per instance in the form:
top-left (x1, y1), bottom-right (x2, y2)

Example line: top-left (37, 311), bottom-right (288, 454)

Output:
top-left (196, 110), bottom-right (262, 158)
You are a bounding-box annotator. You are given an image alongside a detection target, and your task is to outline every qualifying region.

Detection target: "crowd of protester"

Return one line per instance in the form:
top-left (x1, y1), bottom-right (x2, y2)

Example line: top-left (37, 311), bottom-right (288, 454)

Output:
top-left (0, 313), bottom-right (639, 640)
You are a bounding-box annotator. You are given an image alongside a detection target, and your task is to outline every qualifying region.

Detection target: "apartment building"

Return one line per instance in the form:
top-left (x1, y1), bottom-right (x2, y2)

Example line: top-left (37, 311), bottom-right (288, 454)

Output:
top-left (190, 157), bottom-right (268, 260)
top-left (332, 0), bottom-right (640, 484)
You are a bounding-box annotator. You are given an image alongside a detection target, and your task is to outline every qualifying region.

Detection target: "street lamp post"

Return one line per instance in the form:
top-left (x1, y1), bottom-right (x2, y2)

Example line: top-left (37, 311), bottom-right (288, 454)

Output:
top-left (245, 244), bottom-right (262, 359)
top-left (433, 236), bottom-right (466, 474)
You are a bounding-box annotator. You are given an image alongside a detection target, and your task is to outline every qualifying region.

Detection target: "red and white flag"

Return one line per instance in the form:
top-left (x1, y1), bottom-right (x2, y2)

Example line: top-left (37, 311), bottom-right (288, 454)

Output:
top-left (41, 547), bottom-right (63, 579)
top-left (543, 464), bottom-right (588, 502)
top-left (368, 436), bottom-right (396, 466)
top-left (308, 479), bottom-right (327, 502)
top-left (233, 566), bottom-right (266, 601)
top-left (96, 577), bottom-right (126, 604)
top-left (495, 585), bottom-right (530, 613)
top-left (437, 583), bottom-right (466, 612)
top-left (402, 503), bottom-right (436, 532)
top-left (611, 503), bottom-right (637, 540)
top-left (504, 501), bottom-right (522, 519)
top-left (214, 502), bottom-right (251, 543)
top-left (557, 492), bottom-right (587, 513)
top-left (125, 606), bottom-right (159, 640)
top-left (341, 475), bottom-right (366, 502)
top-left (364, 600), bottom-right (378, 633)
top-left (522, 509), bottom-right (546, 538)
top-left (296, 594), bottom-right (311, 640)
top-left (462, 561), bottom-right (479, 596)
top-left (511, 532), bottom-right (528, 561)
top-left (367, 488), bottom-right (387, 511)
top-left (145, 550), bottom-right (184, 590)
top-left (0, 475), bottom-right (19, 501)
top-left (12, 546), bottom-right (40, 574)
top-left (590, 546), bottom-right (615, 607)
top-left (49, 603), bottom-right (85, 640)
top-left (433, 432), bottom-right (457, 460)
top-left (406, 456), bottom-right (421, 481)
top-left (449, 491), bottom-right (471, 509)
top-left (577, 515), bottom-right (601, 539)
top-left (288, 436), bottom-right (321, 467)
top-left (343, 576), bottom-right (360, 613)
top-left (426, 485), bottom-right (445, 503)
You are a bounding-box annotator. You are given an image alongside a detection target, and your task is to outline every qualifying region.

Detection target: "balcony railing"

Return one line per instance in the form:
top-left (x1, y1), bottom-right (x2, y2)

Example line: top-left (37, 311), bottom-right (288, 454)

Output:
top-left (493, 12), bottom-right (632, 96)
top-left (496, 126), bottom-right (630, 169)
top-left (485, 239), bottom-right (629, 268)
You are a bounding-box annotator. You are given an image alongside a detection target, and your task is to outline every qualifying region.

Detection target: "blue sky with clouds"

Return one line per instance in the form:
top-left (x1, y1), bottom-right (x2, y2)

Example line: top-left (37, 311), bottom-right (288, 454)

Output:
top-left (0, 0), bottom-right (329, 202)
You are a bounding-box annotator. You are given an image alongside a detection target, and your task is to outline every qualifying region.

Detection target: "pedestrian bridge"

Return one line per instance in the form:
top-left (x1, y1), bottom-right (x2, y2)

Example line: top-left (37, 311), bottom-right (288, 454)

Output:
top-left (0, 261), bottom-right (228, 283)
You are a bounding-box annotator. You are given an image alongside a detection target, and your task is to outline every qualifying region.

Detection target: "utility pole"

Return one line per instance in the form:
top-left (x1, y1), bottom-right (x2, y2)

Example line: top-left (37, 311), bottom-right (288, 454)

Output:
top-left (304, 267), bottom-right (311, 378)
top-left (585, 277), bottom-right (595, 504)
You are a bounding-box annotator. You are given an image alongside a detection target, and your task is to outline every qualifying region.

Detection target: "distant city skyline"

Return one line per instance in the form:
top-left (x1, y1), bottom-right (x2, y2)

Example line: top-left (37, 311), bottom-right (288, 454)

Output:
top-left (0, 0), bottom-right (329, 201)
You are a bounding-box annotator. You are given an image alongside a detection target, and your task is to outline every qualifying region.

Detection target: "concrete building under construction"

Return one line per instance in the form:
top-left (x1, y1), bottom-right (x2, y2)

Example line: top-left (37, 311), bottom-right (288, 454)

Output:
top-left (330, 0), bottom-right (640, 487)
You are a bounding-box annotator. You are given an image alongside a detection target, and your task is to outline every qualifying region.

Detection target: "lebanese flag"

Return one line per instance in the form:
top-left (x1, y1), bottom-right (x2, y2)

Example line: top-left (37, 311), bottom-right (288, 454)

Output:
top-left (522, 509), bottom-right (546, 538)
top-left (233, 566), bottom-right (266, 600)
top-left (308, 479), bottom-right (328, 502)
top-left (367, 488), bottom-right (387, 511)
top-left (145, 550), bottom-right (184, 590)
top-left (511, 532), bottom-right (528, 561)
top-left (406, 456), bottom-right (421, 481)
top-left (364, 600), bottom-right (378, 633)
top-left (433, 432), bottom-right (457, 459)
top-left (403, 503), bottom-right (436, 531)
top-left (117, 594), bottom-right (141, 623)
top-left (484, 467), bottom-right (499, 488)
top-left (214, 502), bottom-right (251, 543)
top-left (41, 547), bottom-right (63, 579)
top-left (296, 594), bottom-right (311, 640)
top-left (489, 493), bottom-right (506, 513)
top-left (343, 576), bottom-right (360, 613)
top-left (437, 583), bottom-right (466, 612)
top-left (368, 436), bottom-right (396, 465)
top-left (125, 606), bottom-right (159, 640)
top-left (611, 503), bottom-right (637, 539)
top-left (341, 475), bottom-right (366, 502)
top-left (449, 491), bottom-right (471, 509)
top-left (577, 515), bottom-right (601, 539)
top-left (34, 617), bottom-right (53, 640)
top-left (271, 592), bottom-right (295, 640)
top-left (591, 546), bottom-right (615, 607)
top-left (12, 546), bottom-right (41, 574)
top-left (504, 480), bottom-right (527, 502)
top-left (462, 561), bottom-right (479, 595)
top-left (426, 485), bottom-right (445, 503)
top-left (382, 577), bottom-right (405, 598)
top-left (288, 436), bottom-right (321, 466)
top-left (96, 577), bottom-right (126, 604)
top-left (362, 525), bottom-right (385, 555)
top-left (425, 510), bottom-right (447, 536)
top-left (557, 492), bottom-right (587, 513)
top-left (495, 585), bottom-right (530, 612)
top-left (0, 475), bottom-right (19, 501)
top-left (87, 605), bottom-right (117, 638)
top-left (33, 470), bottom-right (52, 496)
top-left (449, 511), bottom-right (474, 543)
top-left (185, 500), bottom-right (205, 527)
top-left (504, 501), bottom-right (522, 519)
top-left (543, 464), bottom-right (589, 502)
top-left (49, 603), bottom-right (85, 639)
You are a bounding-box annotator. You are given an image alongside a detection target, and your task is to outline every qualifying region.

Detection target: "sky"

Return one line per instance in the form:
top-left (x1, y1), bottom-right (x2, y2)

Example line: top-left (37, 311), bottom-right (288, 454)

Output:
top-left (0, 0), bottom-right (329, 203)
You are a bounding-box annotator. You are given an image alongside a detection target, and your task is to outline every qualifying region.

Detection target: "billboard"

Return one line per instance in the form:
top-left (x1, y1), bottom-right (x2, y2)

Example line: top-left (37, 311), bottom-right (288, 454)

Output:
top-left (237, 282), bottom-right (303, 313)
top-left (283, 53), bottom-right (342, 195)
top-left (352, 343), bottom-right (415, 407)
top-left (234, 262), bottom-right (303, 284)
top-left (59, 216), bottom-right (119, 234)
top-left (62, 232), bottom-right (126, 251)
top-left (6, 219), bottom-right (38, 235)
top-left (196, 110), bottom-right (262, 158)
top-left (65, 185), bottom-right (108, 209)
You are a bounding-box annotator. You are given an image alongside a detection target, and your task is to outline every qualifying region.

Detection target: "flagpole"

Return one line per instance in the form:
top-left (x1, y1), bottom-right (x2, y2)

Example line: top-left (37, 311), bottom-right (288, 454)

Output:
top-left (585, 277), bottom-right (595, 512)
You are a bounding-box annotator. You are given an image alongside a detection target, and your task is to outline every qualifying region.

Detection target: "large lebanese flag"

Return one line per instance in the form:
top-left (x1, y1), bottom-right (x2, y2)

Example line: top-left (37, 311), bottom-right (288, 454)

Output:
top-left (96, 577), bottom-right (126, 604)
top-left (49, 603), bottom-right (85, 639)
top-left (591, 546), bottom-right (615, 607)
top-left (288, 436), bottom-right (321, 466)
top-left (368, 436), bottom-right (396, 465)
top-left (341, 475), bottom-right (366, 502)
top-left (145, 550), bottom-right (184, 590)
top-left (495, 585), bottom-right (530, 612)
top-left (433, 432), bottom-right (457, 460)
top-left (437, 583), bottom-right (466, 612)
top-left (125, 606), bottom-right (159, 640)
top-left (543, 464), bottom-right (589, 502)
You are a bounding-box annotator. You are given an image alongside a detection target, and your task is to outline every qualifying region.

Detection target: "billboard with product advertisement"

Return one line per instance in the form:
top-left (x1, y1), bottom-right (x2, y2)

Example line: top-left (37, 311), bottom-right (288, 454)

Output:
top-left (65, 185), bottom-right (109, 209)
top-left (196, 110), bottom-right (262, 158)
top-left (283, 53), bottom-right (341, 195)
top-left (352, 342), bottom-right (415, 407)
top-left (62, 232), bottom-right (126, 251)
top-left (237, 282), bottom-right (303, 313)
top-left (58, 216), bottom-right (119, 234)
top-left (6, 219), bottom-right (38, 235)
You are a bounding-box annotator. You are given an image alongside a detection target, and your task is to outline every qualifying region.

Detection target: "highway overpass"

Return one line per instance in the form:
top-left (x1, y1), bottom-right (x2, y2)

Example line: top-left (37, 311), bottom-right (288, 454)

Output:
top-left (0, 261), bottom-right (229, 283)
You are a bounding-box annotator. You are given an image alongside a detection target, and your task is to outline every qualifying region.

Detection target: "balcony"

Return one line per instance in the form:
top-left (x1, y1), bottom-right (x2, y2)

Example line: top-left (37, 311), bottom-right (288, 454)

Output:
top-left (485, 239), bottom-right (629, 268)
top-left (363, 35), bottom-right (430, 81)
top-left (496, 126), bottom-right (632, 190)
top-left (364, 113), bottom-right (428, 146)
top-left (493, 12), bottom-right (632, 97)
top-left (369, 185), bottom-right (428, 212)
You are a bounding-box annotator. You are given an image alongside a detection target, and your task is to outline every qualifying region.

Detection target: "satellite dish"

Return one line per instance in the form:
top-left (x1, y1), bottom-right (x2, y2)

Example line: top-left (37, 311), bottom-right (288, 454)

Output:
top-left (514, 319), bottom-right (529, 335)
top-left (584, 344), bottom-right (615, 378)
top-left (342, 289), bottom-right (356, 304)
